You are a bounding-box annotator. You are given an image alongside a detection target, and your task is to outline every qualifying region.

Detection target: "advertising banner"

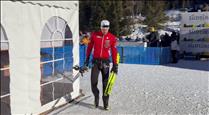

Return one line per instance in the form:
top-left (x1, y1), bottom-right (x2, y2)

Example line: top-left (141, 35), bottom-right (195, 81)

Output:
top-left (180, 11), bottom-right (209, 56)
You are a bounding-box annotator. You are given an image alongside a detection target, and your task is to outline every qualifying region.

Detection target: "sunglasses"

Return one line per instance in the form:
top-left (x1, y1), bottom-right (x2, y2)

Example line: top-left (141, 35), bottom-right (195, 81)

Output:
top-left (101, 25), bottom-right (109, 28)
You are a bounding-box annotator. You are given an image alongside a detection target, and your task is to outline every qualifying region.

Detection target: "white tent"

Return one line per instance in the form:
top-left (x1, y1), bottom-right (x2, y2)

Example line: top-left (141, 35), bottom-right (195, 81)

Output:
top-left (1, 1), bottom-right (80, 114)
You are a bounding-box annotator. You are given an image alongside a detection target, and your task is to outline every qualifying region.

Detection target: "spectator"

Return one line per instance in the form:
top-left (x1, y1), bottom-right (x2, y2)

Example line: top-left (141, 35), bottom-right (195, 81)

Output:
top-left (161, 33), bottom-right (171, 47)
top-left (80, 34), bottom-right (90, 45)
top-left (176, 32), bottom-right (180, 44)
top-left (146, 27), bottom-right (160, 47)
top-left (125, 36), bottom-right (131, 41)
top-left (135, 36), bottom-right (140, 42)
top-left (171, 35), bottom-right (180, 63)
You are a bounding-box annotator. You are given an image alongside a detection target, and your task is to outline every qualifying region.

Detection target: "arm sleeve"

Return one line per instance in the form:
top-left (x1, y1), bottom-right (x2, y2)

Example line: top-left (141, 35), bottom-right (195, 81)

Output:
top-left (156, 32), bottom-right (160, 40)
top-left (111, 36), bottom-right (118, 64)
top-left (86, 33), bottom-right (94, 59)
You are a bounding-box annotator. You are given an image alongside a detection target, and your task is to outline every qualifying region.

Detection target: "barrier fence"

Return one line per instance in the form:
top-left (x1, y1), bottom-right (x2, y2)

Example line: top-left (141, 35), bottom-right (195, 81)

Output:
top-left (79, 45), bottom-right (172, 66)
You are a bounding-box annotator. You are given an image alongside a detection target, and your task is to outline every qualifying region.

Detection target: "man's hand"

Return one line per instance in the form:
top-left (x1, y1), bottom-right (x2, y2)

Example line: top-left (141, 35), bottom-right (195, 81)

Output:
top-left (111, 64), bottom-right (118, 74)
top-left (84, 57), bottom-right (89, 67)
top-left (73, 65), bottom-right (88, 77)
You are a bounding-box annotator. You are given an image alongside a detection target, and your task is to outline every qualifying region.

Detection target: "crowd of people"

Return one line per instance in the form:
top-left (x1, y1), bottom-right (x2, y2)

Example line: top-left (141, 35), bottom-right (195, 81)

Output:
top-left (144, 27), bottom-right (180, 63)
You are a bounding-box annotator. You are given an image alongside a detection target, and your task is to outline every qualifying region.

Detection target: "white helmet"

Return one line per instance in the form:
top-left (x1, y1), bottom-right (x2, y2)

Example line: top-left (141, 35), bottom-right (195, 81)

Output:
top-left (101, 20), bottom-right (110, 27)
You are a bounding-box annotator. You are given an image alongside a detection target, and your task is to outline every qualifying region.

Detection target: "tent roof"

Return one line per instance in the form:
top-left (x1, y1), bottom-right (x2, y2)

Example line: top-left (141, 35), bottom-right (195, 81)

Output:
top-left (11, 0), bottom-right (78, 10)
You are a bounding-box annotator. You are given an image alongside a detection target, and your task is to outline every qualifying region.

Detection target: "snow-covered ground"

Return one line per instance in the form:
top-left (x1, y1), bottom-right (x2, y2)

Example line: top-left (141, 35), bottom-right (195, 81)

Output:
top-left (49, 60), bottom-right (209, 115)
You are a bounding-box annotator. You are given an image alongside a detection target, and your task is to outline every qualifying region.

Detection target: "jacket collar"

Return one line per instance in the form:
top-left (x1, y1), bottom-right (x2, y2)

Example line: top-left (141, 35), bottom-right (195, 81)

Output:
top-left (98, 31), bottom-right (109, 36)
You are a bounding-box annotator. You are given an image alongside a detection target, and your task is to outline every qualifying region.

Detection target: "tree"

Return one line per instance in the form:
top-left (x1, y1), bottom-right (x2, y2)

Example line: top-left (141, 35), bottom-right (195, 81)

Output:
top-left (202, 3), bottom-right (209, 11)
top-left (170, 1), bottom-right (179, 9)
top-left (142, 1), bottom-right (169, 29)
top-left (133, 0), bottom-right (144, 16)
top-left (120, 1), bottom-right (135, 35)
top-left (89, 1), bottom-right (107, 31)
top-left (79, 1), bottom-right (92, 32)
top-left (79, 1), bottom-right (124, 36)
top-left (106, 1), bottom-right (123, 36)
top-left (80, 0), bottom-right (208, 34)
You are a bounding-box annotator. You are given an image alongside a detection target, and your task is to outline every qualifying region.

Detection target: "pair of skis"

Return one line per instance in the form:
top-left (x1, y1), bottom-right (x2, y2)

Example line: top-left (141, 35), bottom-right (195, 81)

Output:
top-left (104, 71), bottom-right (117, 96)
top-left (104, 53), bottom-right (120, 96)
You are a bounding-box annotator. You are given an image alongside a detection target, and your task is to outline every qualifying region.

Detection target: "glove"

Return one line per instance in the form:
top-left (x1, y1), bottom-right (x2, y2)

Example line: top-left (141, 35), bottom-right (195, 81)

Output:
top-left (84, 57), bottom-right (89, 67)
top-left (111, 64), bottom-right (118, 74)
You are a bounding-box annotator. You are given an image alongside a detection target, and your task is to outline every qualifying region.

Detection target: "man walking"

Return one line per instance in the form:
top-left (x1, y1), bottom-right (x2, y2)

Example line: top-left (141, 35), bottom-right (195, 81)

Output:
top-left (84, 20), bottom-right (118, 110)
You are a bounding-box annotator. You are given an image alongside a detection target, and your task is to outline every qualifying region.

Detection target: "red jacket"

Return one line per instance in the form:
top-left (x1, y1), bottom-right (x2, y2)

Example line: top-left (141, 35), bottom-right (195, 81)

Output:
top-left (86, 31), bottom-right (118, 64)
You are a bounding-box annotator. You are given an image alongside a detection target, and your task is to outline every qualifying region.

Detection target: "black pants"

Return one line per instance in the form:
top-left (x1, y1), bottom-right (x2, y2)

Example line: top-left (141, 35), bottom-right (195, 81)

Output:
top-left (171, 50), bottom-right (178, 63)
top-left (91, 59), bottom-right (110, 107)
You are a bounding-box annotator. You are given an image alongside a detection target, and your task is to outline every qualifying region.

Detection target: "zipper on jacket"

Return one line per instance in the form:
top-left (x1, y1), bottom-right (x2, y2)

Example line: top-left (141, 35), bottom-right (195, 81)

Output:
top-left (100, 35), bottom-right (105, 57)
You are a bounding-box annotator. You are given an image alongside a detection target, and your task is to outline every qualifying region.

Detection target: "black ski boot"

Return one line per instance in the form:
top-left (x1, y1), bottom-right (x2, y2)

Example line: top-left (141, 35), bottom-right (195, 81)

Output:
top-left (94, 97), bottom-right (99, 108)
top-left (104, 105), bottom-right (109, 110)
